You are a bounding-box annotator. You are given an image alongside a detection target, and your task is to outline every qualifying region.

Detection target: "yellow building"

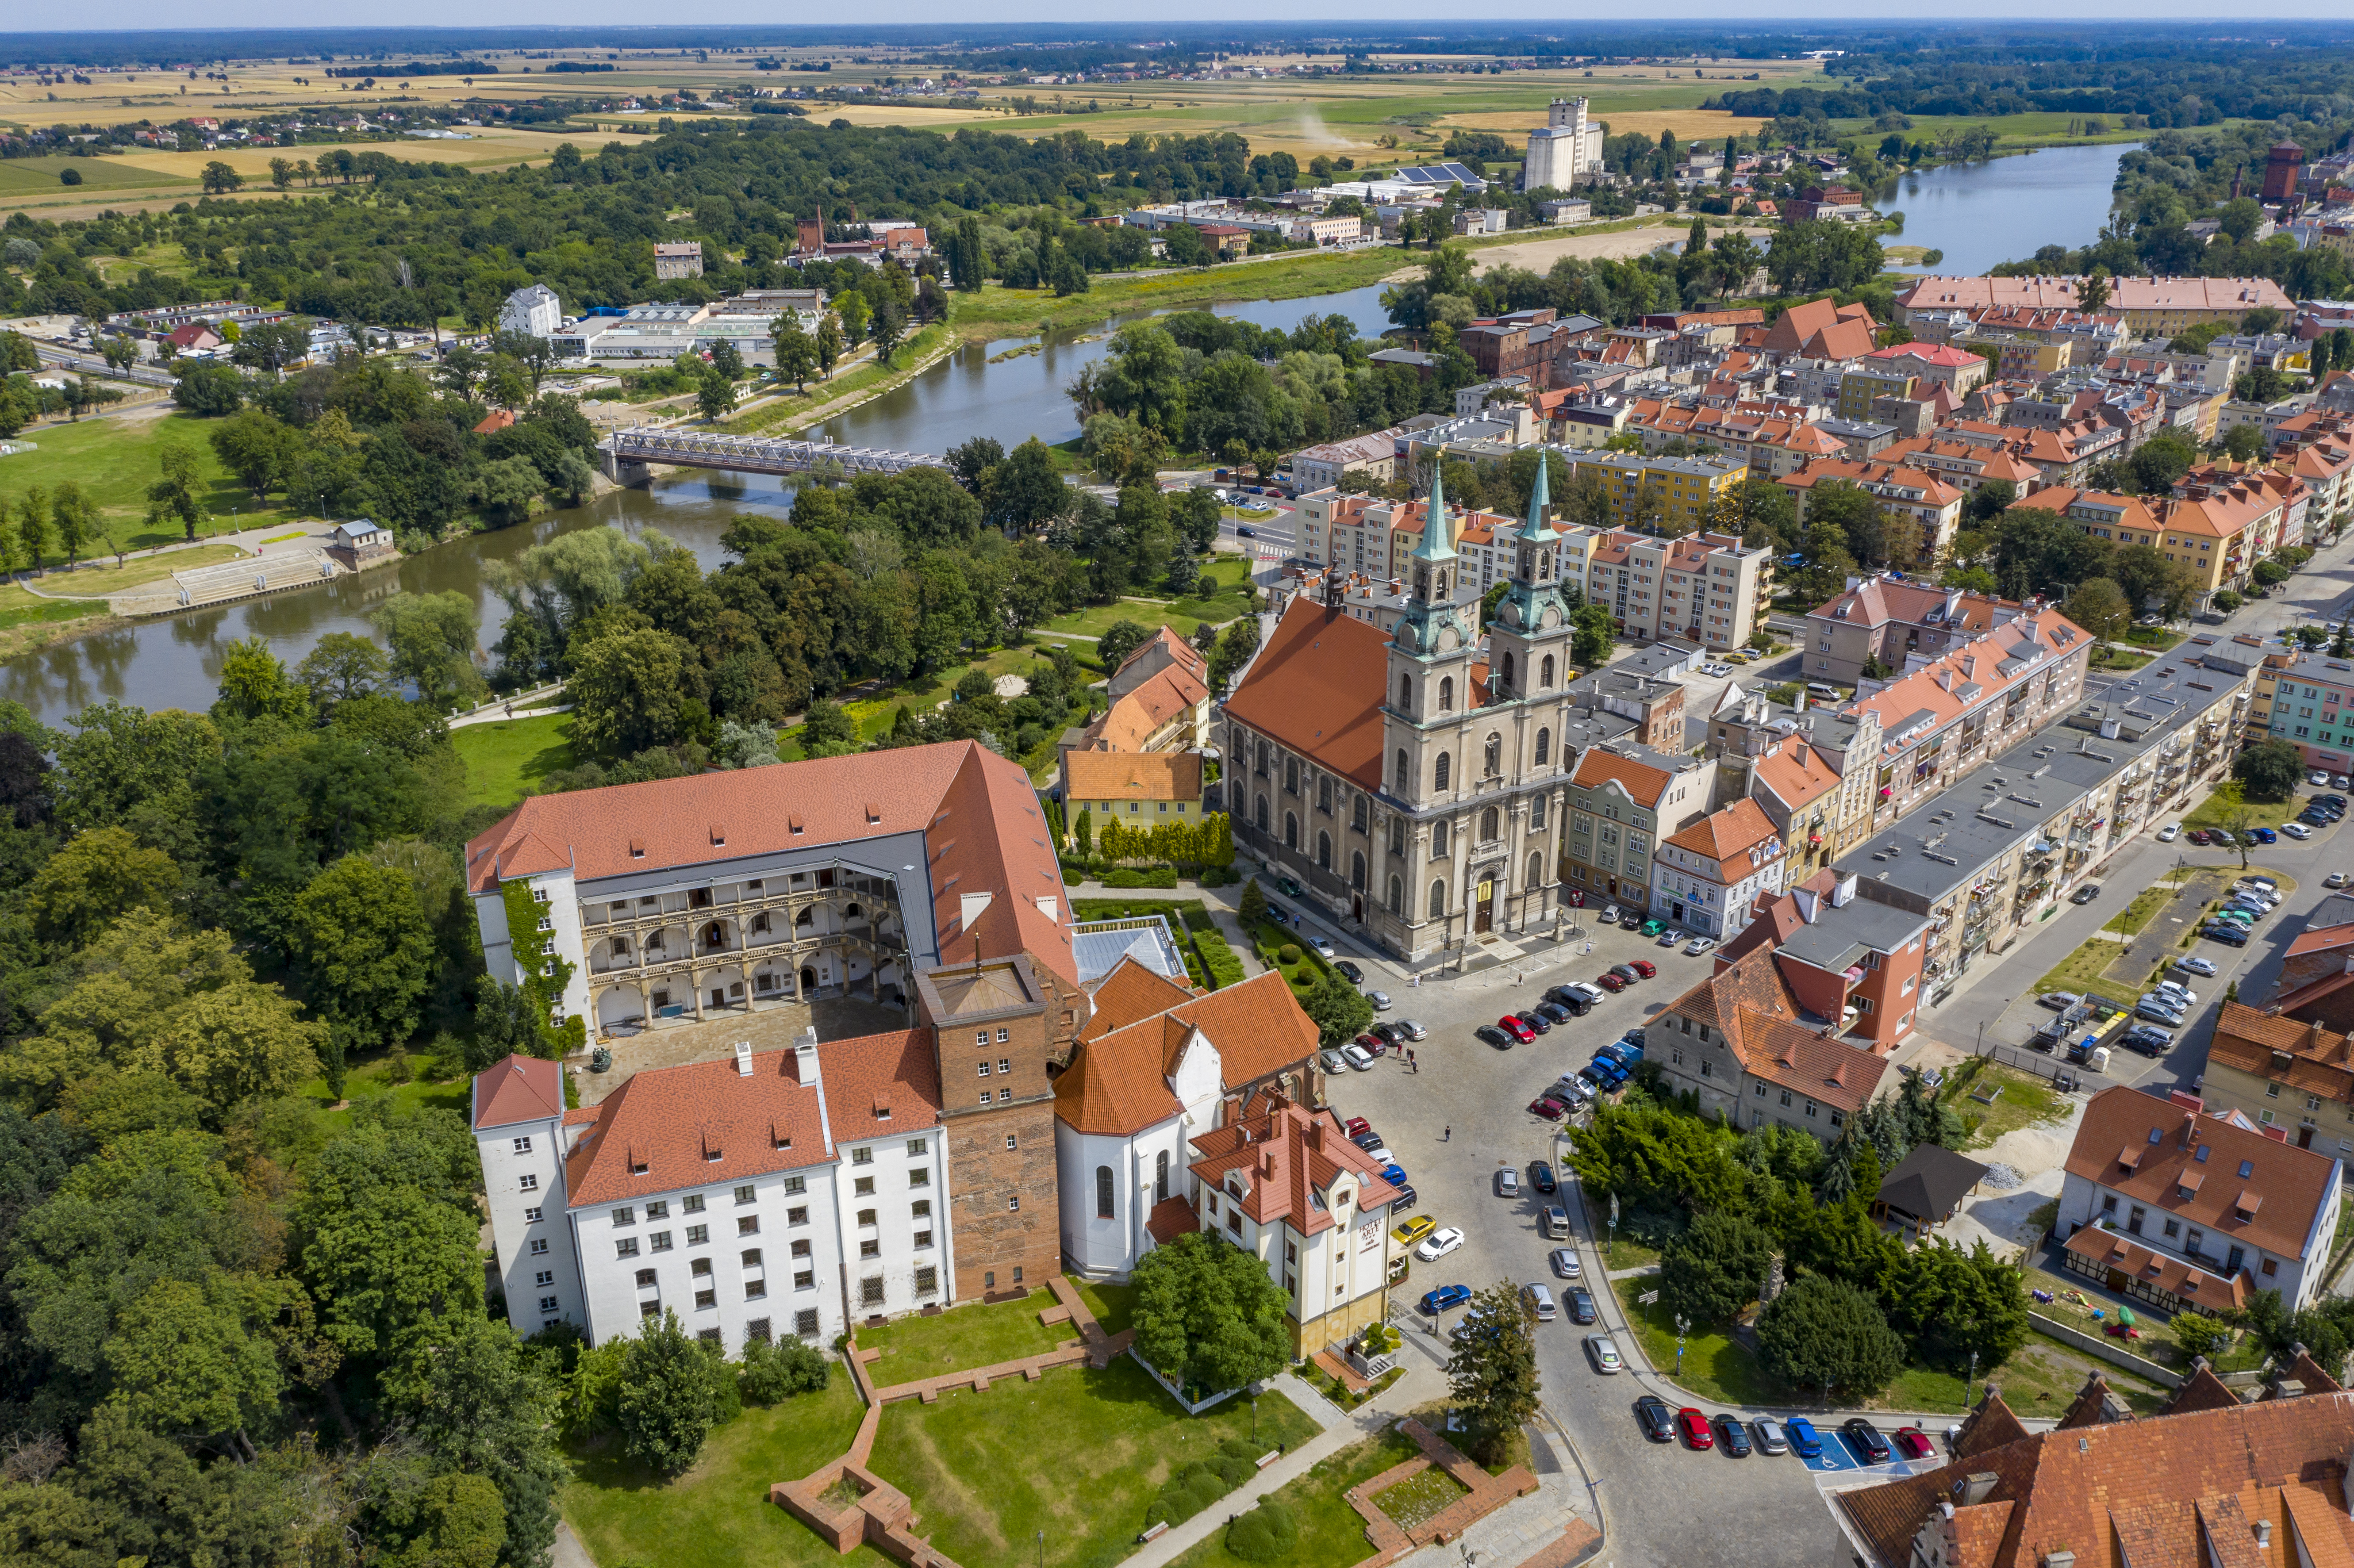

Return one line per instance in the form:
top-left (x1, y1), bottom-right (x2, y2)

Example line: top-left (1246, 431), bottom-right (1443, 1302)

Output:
top-left (1564, 449), bottom-right (1747, 531)
top-left (1064, 752), bottom-right (1205, 833)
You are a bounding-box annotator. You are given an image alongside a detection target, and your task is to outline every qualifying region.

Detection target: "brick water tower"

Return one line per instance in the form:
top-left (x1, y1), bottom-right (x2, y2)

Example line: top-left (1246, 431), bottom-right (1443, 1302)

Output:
top-left (2262, 140), bottom-right (2304, 203)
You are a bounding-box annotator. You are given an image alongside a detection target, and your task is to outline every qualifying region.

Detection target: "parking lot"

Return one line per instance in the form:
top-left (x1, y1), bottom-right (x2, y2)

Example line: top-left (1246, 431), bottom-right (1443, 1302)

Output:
top-left (1305, 908), bottom-right (1866, 1566)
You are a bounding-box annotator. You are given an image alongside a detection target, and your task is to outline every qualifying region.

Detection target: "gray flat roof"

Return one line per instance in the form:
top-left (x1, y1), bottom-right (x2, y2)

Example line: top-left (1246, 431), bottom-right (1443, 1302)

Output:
top-left (1778, 895), bottom-right (1930, 970)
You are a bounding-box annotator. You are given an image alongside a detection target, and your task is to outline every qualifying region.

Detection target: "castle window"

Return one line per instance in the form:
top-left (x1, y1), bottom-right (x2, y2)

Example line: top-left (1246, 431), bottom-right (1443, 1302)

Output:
top-left (1434, 753), bottom-right (1451, 790)
top-left (1395, 748), bottom-right (1411, 791)
top-left (1388, 876), bottom-right (1403, 914)
top-left (1433, 820), bottom-right (1450, 856)
top-left (1284, 758), bottom-right (1299, 796)
top-left (1255, 795), bottom-right (1269, 832)
top-left (1540, 656), bottom-right (1555, 687)
top-left (1481, 807), bottom-right (1499, 842)
top-left (1500, 651), bottom-right (1516, 693)
top-left (1534, 728), bottom-right (1551, 765)
top-left (1398, 673), bottom-right (1412, 710)
top-left (1155, 1150), bottom-right (1169, 1203)
top-left (1352, 795), bottom-right (1368, 832)
top-left (1352, 851), bottom-right (1367, 891)
top-left (1284, 813), bottom-right (1299, 849)
top-left (1429, 881), bottom-right (1448, 918)
top-left (1439, 677), bottom-right (1454, 713)
top-left (1096, 1166), bottom-right (1115, 1219)
top-left (1317, 832), bottom-right (1332, 871)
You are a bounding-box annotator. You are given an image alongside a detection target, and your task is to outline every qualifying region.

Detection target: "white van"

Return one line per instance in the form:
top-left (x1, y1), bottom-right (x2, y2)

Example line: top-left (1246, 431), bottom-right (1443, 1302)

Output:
top-left (1523, 1283), bottom-right (1557, 1323)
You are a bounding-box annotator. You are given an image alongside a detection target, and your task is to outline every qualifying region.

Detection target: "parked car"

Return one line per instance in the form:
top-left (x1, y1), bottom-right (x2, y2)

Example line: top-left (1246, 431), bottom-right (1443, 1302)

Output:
top-left (1628, 958), bottom-right (1657, 979)
top-left (1842, 1419), bottom-right (1893, 1464)
top-left (2313, 771), bottom-right (2334, 787)
top-left (1495, 1168), bottom-right (1521, 1198)
top-left (1342, 1116), bottom-right (1371, 1138)
top-left (1639, 918), bottom-right (1669, 937)
top-left (1567, 1285), bottom-right (1597, 1324)
top-left (1676, 1408), bottom-right (1715, 1449)
top-left (2174, 955), bottom-right (2218, 977)
top-left (1381, 1163), bottom-right (1407, 1188)
top-left (1498, 1015), bottom-right (1536, 1043)
top-left (1514, 1010), bottom-right (1552, 1036)
top-left (1596, 1041), bottom-right (1639, 1067)
top-left (1685, 936), bottom-right (1717, 956)
top-left (2158, 824), bottom-right (2181, 842)
top-left (1714, 1414), bottom-right (1753, 1457)
top-left (2155, 979), bottom-right (2199, 1004)
top-left (1367, 989), bottom-right (1394, 1010)
top-left (1785, 1417), bottom-right (1824, 1459)
top-left (1356, 1139), bottom-right (1394, 1164)
top-left (2284, 823), bottom-right (2314, 840)
top-left (2070, 883), bottom-right (2101, 905)
top-left (1530, 1161), bottom-right (1557, 1194)
top-left (2039, 991), bottom-right (2083, 1011)
top-left (1419, 1283), bottom-right (1471, 1314)
top-left (2331, 873), bottom-right (2351, 889)
top-left (1371, 1023), bottom-right (1405, 1046)
top-left (1544, 985), bottom-right (1588, 1009)
top-left (1392, 1215), bottom-right (1437, 1247)
top-left (1341, 1044), bottom-right (1378, 1072)
top-left (2186, 828), bottom-right (2213, 845)
top-left (1656, 929), bottom-right (1682, 947)
top-left (1566, 982), bottom-right (1610, 1006)
top-left (1586, 1058), bottom-right (1629, 1088)
top-left (1310, 936), bottom-right (1334, 957)
top-left (1527, 1094), bottom-right (1568, 1121)
top-left (1350, 1131), bottom-right (1384, 1153)
top-left (1597, 905), bottom-right (1621, 925)
top-left (1634, 1396), bottom-right (1677, 1441)
top-left (1333, 960), bottom-right (1363, 983)
top-left (1751, 1418), bottom-right (1790, 1455)
top-left (1893, 1427), bottom-right (1937, 1460)
top-left (1595, 973), bottom-right (1627, 993)
top-left (1549, 1247), bottom-right (1581, 1279)
top-left (2201, 923), bottom-right (2250, 946)
top-left (1534, 1001), bottom-right (1575, 1027)
top-left (1609, 963), bottom-right (1645, 984)
top-left (1319, 1050), bottom-right (1348, 1074)
top-left (1391, 1184), bottom-right (1419, 1212)
top-left (1416, 1227), bottom-right (1466, 1262)
top-left (1475, 1025), bottom-right (1516, 1049)
top-left (2254, 827), bottom-right (2279, 844)
top-left (1585, 1334), bottom-right (1622, 1374)
top-left (2136, 1002), bottom-right (2187, 1027)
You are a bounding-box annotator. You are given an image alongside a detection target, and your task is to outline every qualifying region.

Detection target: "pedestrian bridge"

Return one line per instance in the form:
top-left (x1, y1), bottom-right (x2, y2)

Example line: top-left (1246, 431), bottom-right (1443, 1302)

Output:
top-left (598, 427), bottom-right (944, 486)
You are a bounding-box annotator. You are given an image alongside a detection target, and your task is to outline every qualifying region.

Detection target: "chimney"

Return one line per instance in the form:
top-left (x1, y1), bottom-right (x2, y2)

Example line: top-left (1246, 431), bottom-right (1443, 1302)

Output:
top-left (1260, 1148), bottom-right (1275, 1178)
top-left (2255, 1522), bottom-right (2273, 1549)
top-left (1962, 1472), bottom-right (2001, 1507)
top-left (793, 1026), bottom-right (819, 1085)
top-left (2170, 1088), bottom-right (2204, 1114)
top-left (734, 1040), bottom-right (753, 1078)
top-left (2043, 1553), bottom-right (2075, 1568)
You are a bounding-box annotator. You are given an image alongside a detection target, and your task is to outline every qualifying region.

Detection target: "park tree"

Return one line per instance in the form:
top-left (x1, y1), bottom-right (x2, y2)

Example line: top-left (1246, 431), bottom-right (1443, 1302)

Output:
top-left (1878, 1238), bottom-right (2031, 1370)
top-left (142, 978), bottom-right (325, 1114)
top-left (370, 590), bottom-right (484, 712)
top-left (380, 1310), bottom-right (564, 1568)
top-left (1446, 1280), bottom-right (1542, 1464)
top-left (2063, 576), bottom-right (2131, 650)
top-left (15, 486), bottom-right (51, 573)
top-left (772, 319), bottom-right (818, 392)
top-left (814, 313), bottom-right (845, 373)
top-left (1237, 877), bottom-right (1268, 928)
top-left (1659, 1211), bottom-right (1777, 1326)
top-left (695, 371), bottom-right (735, 424)
top-left (618, 1308), bottom-right (718, 1478)
top-left (100, 1270), bottom-right (288, 1446)
top-left (2234, 739), bottom-right (2306, 803)
top-left (1301, 966), bottom-right (1373, 1047)
top-left (49, 479), bottom-right (95, 565)
top-left (22, 825), bottom-right (180, 950)
top-left (1208, 615), bottom-right (1261, 693)
top-left (1094, 618), bottom-right (1152, 674)
top-left (835, 290), bottom-right (872, 345)
top-left (294, 632), bottom-right (390, 710)
top-left (214, 636), bottom-right (314, 725)
top-left (287, 854), bottom-right (437, 1046)
top-left (1755, 1274), bottom-right (1905, 1400)
top-left (294, 1144), bottom-right (485, 1361)
top-left (1132, 1231), bottom-right (1292, 1396)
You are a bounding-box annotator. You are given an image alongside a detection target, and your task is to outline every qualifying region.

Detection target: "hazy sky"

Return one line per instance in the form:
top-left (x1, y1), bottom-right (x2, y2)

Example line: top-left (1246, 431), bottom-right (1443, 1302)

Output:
top-left (23, 2), bottom-right (2354, 28)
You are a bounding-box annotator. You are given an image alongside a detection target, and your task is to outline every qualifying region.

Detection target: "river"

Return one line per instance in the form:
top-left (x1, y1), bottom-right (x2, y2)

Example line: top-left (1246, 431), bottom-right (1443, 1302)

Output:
top-left (0, 282), bottom-right (1395, 728)
top-left (1877, 141), bottom-right (2136, 279)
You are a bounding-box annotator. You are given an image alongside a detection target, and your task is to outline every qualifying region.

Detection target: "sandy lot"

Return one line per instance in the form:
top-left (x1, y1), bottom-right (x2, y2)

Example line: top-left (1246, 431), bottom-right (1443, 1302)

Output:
top-left (1941, 1096), bottom-right (2087, 1262)
top-left (1440, 220), bottom-right (1775, 276)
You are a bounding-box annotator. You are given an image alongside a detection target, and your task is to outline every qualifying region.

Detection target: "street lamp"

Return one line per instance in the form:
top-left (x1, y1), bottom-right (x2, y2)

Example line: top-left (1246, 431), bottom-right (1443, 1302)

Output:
top-left (1967, 1350), bottom-right (1979, 1408)
top-left (1675, 1314), bottom-right (1690, 1378)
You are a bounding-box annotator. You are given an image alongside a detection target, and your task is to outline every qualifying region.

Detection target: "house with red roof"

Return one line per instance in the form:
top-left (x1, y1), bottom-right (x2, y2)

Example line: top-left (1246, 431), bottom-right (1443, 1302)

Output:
top-left (1651, 798), bottom-right (1786, 938)
top-left (1645, 943), bottom-right (1889, 1139)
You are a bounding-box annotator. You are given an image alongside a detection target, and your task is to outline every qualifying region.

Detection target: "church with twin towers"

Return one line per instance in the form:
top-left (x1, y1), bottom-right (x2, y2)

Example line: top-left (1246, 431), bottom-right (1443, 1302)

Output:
top-left (1223, 467), bottom-right (1594, 962)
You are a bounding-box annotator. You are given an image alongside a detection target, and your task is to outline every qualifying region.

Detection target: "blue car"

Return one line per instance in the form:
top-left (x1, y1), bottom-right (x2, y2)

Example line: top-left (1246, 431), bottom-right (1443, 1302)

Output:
top-left (1587, 1058), bottom-right (1628, 1087)
top-left (1595, 1041), bottom-right (1637, 1067)
top-left (1420, 1284), bottom-right (1472, 1315)
top-left (1786, 1417), bottom-right (1824, 1458)
top-left (1381, 1163), bottom-right (1408, 1188)
top-left (2253, 827), bottom-right (2279, 844)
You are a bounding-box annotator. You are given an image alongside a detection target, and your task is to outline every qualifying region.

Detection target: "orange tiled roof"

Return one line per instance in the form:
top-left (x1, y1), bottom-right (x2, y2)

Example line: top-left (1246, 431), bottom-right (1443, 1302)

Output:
top-left (2206, 1001), bottom-right (2354, 1106)
top-left (1058, 970), bottom-right (1320, 1138)
top-left (1569, 745), bottom-right (1676, 805)
top-left (1064, 751), bottom-right (1203, 803)
top-left (1222, 599), bottom-right (1389, 792)
top-left (1087, 663), bottom-right (1209, 751)
top-left (1663, 797), bottom-right (1780, 862)
top-left (1190, 1098), bottom-right (1394, 1236)
top-left (473, 1054), bottom-right (564, 1129)
top-left (2062, 1085), bottom-right (2338, 1266)
top-left (1667, 944), bottom-right (1886, 1112)
top-left (1751, 739), bottom-right (1842, 814)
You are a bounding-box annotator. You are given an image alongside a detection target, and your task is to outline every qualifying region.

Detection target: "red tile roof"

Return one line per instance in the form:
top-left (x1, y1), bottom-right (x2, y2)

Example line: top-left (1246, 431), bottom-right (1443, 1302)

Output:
top-left (1056, 971), bottom-right (1322, 1139)
top-left (1663, 797), bottom-right (1780, 864)
top-left (1221, 600), bottom-right (1389, 791)
top-left (2063, 1085), bottom-right (2339, 1266)
top-left (1190, 1098), bottom-right (1393, 1237)
top-left (473, 1054), bottom-right (564, 1130)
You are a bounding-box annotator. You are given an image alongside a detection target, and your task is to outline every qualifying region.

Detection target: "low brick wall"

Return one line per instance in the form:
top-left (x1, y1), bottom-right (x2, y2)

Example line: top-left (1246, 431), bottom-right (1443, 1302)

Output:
top-left (2029, 1311), bottom-right (2183, 1388)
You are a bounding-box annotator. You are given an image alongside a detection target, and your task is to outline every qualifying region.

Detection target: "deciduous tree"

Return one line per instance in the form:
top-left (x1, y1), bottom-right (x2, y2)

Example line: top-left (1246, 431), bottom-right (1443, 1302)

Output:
top-left (1132, 1232), bottom-right (1291, 1395)
top-left (1446, 1280), bottom-right (1542, 1464)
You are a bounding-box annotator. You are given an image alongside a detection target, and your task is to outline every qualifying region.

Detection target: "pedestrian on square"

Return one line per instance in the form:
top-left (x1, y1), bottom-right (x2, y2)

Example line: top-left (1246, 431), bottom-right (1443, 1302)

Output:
top-left (1444, 1125), bottom-right (1452, 1141)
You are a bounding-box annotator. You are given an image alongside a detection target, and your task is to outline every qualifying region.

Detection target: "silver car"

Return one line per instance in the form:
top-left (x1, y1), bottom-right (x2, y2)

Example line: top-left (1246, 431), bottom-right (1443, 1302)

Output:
top-left (1583, 1334), bottom-right (1621, 1373)
top-left (1397, 1019), bottom-right (1429, 1041)
top-left (1549, 1247), bottom-right (1582, 1279)
top-left (1366, 989), bottom-right (1394, 1011)
top-left (1496, 1167), bottom-right (1521, 1198)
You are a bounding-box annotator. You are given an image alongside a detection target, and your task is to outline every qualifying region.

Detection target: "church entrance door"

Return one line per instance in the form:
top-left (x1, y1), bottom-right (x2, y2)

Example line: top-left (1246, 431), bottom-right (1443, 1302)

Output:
top-left (1475, 879), bottom-right (1495, 934)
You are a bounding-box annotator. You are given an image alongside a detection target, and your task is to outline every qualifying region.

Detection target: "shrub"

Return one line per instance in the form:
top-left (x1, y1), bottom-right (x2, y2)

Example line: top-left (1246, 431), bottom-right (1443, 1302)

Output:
top-left (1278, 943), bottom-right (1302, 964)
top-left (2174, 1312), bottom-right (2234, 1360)
top-left (1145, 1461), bottom-right (1230, 1527)
top-left (1225, 1501), bottom-right (1299, 1561)
top-left (741, 1334), bottom-right (831, 1403)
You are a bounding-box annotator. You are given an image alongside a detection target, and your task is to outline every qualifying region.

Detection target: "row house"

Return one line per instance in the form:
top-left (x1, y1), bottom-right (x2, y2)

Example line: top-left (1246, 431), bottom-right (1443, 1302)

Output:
top-left (2202, 1004), bottom-right (2354, 1157)
top-left (2156, 465), bottom-right (2300, 609)
top-left (1843, 640), bottom-right (2257, 1001)
top-left (1651, 797), bottom-right (1786, 937)
top-left (1778, 459), bottom-right (1966, 564)
top-left (1845, 609), bottom-right (2094, 832)
top-left (1718, 869), bottom-right (1934, 1050)
top-left (1630, 405), bottom-right (1850, 479)
top-left (1581, 525), bottom-right (1776, 651)
top-left (1705, 687), bottom-right (1885, 869)
top-left (1876, 434), bottom-right (2044, 498)
top-left (1644, 943), bottom-right (1890, 1135)
top-left (2260, 648), bottom-right (2354, 773)
top-left (1803, 573), bottom-right (2031, 693)
top-left (1560, 744), bottom-right (1714, 917)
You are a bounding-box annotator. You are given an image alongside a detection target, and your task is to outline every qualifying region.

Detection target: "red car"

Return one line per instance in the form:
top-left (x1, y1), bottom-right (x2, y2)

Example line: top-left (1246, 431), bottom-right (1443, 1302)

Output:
top-left (2185, 828), bottom-right (2212, 845)
top-left (1628, 959), bottom-right (1657, 979)
top-left (1675, 1407), bottom-right (1713, 1449)
top-left (1355, 1034), bottom-right (1382, 1049)
top-left (1343, 1116), bottom-right (1371, 1138)
top-left (1595, 973), bottom-right (1627, 993)
top-left (1498, 1015), bottom-right (1537, 1043)
top-left (1527, 1094), bottom-right (1567, 1120)
top-left (1892, 1427), bottom-right (1936, 1460)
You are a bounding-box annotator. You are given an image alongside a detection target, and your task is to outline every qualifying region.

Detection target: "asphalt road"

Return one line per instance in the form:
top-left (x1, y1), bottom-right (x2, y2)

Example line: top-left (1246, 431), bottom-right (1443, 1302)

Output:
top-left (1302, 912), bottom-right (1914, 1567)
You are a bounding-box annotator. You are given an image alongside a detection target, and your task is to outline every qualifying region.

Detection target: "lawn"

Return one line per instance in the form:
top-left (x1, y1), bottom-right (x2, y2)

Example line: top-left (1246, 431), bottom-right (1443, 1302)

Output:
top-left (2181, 782), bottom-right (2307, 835)
top-left (2125, 625), bottom-right (2186, 652)
top-left (1039, 599), bottom-right (1230, 643)
top-left (865, 1357), bottom-right (1317, 1568)
top-left (856, 1291), bottom-right (1074, 1379)
top-left (0, 410), bottom-right (308, 554)
top-left (1250, 920), bottom-right (1329, 1001)
top-left (563, 1380), bottom-right (893, 1568)
top-left (2101, 887), bottom-right (2171, 939)
top-left (1071, 1277), bottom-right (1138, 1338)
top-left (1877, 1333), bottom-right (2170, 1418)
top-left (0, 591), bottom-right (111, 659)
top-left (451, 711), bottom-right (578, 809)
top-left (1371, 1466), bottom-right (1467, 1532)
top-left (1944, 1062), bottom-right (2073, 1151)
top-left (721, 322), bottom-right (955, 437)
top-left (2090, 648), bottom-right (2155, 672)
top-left (1621, 1294), bottom-right (1778, 1405)
top-left (2032, 934), bottom-right (2143, 1009)
top-left (1165, 1425), bottom-right (1421, 1568)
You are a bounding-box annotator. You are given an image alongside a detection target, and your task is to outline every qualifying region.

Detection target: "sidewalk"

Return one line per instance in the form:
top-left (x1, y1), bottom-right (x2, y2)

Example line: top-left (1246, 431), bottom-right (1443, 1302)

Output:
top-left (1121, 1359), bottom-right (1448, 1568)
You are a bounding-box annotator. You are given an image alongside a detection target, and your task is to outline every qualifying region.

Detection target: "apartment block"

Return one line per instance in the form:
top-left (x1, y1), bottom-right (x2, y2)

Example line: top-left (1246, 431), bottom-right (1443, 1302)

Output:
top-left (1582, 527), bottom-right (1776, 650)
top-left (1778, 458), bottom-right (1966, 564)
top-left (1644, 943), bottom-right (1890, 1138)
top-left (2260, 648), bottom-right (2354, 772)
top-left (1651, 798), bottom-right (1786, 937)
top-left (1804, 574), bottom-right (2035, 686)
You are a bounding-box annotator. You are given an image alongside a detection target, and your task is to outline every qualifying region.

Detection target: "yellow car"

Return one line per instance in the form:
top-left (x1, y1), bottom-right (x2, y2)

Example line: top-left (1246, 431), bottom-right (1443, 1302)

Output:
top-left (1723, 650), bottom-right (1754, 665)
top-left (1392, 1215), bottom-right (1437, 1247)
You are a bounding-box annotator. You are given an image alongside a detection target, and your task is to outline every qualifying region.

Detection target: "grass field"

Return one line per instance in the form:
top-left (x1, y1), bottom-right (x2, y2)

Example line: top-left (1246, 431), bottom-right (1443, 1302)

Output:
top-left (1070, 1279), bottom-right (1138, 1338)
top-left (2032, 934), bottom-right (2144, 1009)
top-left (856, 1292), bottom-right (1073, 1378)
top-left (0, 156), bottom-right (193, 196)
top-left (451, 711), bottom-right (578, 809)
top-left (2101, 886), bottom-right (2172, 939)
top-left (866, 1358), bottom-right (1317, 1568)
top-left (0, 409), bottom-right (308, 556)
top-left (1948, 1062), bottom-right (2075, 1151)
top-left (563, 1380), bottom-right (891, 1568)
top-left (1166, 1425), bottom-right (1420, 1568)
top-left (2181, 782), bottom-right (2308, 836)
